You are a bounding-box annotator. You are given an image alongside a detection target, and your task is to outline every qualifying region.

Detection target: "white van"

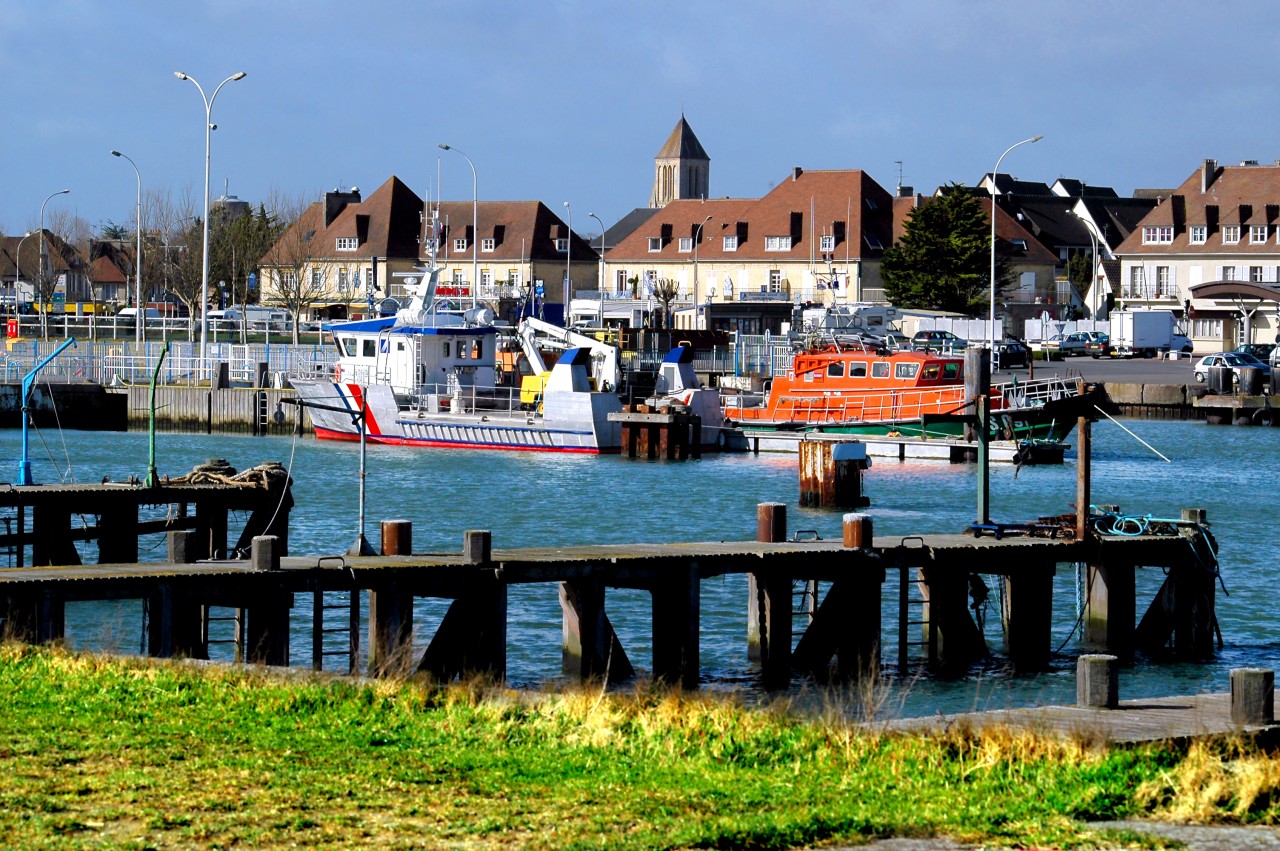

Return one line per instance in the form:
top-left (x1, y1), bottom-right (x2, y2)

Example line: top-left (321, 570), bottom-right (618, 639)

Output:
top-left (116, 307), bottom-right (160, 323)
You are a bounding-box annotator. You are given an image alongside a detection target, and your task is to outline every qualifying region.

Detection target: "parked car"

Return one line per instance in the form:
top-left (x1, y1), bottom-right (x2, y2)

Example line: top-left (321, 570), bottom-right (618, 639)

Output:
top-left (993, 338), bottom-right (1029, 368)
top-left (911, 329), bottom-right (967, 353)
top-left (1234, 343), bottom-right (1276, 361)
top-left (876, 329), bottom-right (911, 351)
top-left (1085, 333), bottom-right (1112, 358)
top-left (1042, 331), bottom-right (1092, 356)
top-left (1193, 352), bottom-right (1272, 390)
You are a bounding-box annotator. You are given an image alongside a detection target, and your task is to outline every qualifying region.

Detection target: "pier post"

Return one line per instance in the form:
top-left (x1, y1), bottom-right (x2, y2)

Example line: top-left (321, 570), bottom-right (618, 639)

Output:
top-left (97, 503), bottom-right (139, 564)
top-left (918, 565), bottom-right (987, 670)
top-left (1076, 654), bottom-right (1119, 708)
top-left (381, 520), bottom-right (413, 555)
top-left (244, 589), bottom-right (292, 667)
top-left (651, 563), bottom-right (700, 688)
top-left (250, 535), bottom-right (280, 571)
top-left (147, 584), bottom-right (206, 659)
top-left (799, 438), bottom-right (870, 508)
top-left (194, 501), bottom-right (228, 560)
top-left (368, 582), bottom-right (414, 676)
top-left (1086, 558), bottom-right (1136, 659)
top-left (1, 589), bottom-right (64, 644)
top-left (167, 530), bottom-right (196, 564)
top-left (463, 530), bottom-right (492, 564)
top-left (32, 505), bottom-right (78, 566)
top-left (1002, 562), bottom-right (1055, 670)
top-left (1230, 668), bottom-right (1275, 726)
top-left (1075, 412), bottom-right (1091, 541)
top-left (793, 514), bottom-right (883, 679)
top-left (749, 503), bottom-right (790, 681)
top-left (422, 570), bottom-right (509, 681)
top-left (560, 574), bottom-right (608, 679)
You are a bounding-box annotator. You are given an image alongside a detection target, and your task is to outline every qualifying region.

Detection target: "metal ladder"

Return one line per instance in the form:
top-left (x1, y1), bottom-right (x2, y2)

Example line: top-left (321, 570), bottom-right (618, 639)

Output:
top-left (897, 567), bottom-right (935, 674)
top-left (255, 391), bottom-right (270, 434)
top-left (203, 606), bottom-right (247, 663)
top-left (312, 589), bottom-right (361, 674)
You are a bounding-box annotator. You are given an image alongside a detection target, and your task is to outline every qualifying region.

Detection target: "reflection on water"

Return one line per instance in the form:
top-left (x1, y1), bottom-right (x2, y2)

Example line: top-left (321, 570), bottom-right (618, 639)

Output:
top-left (3, 418), bottom-right (1276, 717)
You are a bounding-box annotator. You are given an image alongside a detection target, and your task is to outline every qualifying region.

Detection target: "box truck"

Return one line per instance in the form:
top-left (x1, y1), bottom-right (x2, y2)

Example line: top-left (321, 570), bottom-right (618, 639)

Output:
top-left (1108, 310), bottom-right (1192, 358)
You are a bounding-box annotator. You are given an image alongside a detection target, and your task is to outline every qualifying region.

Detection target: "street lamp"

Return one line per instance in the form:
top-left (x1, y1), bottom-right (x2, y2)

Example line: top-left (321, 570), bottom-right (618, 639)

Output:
top-left (588, 212), bottom-right (605, 329)
top-left (13, 231), bottom-right (32, 316)
top-left (692, 215), bottom-right (712, 330)
top-left (174, 69), bottom-right (247, 363)
top-left (437, 143), bottom-right (478, 309)
top-left (111, 150), bottom-right (144, 344)
top-left (988, 134), bottom-right (1043, 359)
top-left (562, 201), bottom-right (571, 327)
top-left (39, 188), bottom-right (70, 337)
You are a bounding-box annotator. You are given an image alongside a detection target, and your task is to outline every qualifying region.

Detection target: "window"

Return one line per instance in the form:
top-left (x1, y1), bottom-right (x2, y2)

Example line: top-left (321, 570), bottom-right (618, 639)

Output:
top-left (454, 237), bottom-right (467, 252)
top-left (1142, 226), bottom-right (1173, 244)
top-left (1189, 225), bottom-right (1207, 244)
top-left (1251, 225), bottom-right (1268, 244)
top-left (362, 339), bottom-right (376, 358)
top-left (311, 269), bottom-right (322, 286)
top-left (1223, 266), bottom-right (1237, 281)
top-left (764, 236), bottom-right (792, 251)
top-left (443, 341), bottom-right (450, 358)
top-left (481, 238), bottom-right (495, 252)
top-left (335, 236), bottom-right (358, 251)
top-left (871, 362), bottom-right (890, 378)
top-left (480, 269), bottom-right (493, 287)
top-left (723, 235), bottom-right (738, 251)
top-left (826, 361), bottom-right (844, 377)
top-left (819, 235), bottom-right (835, 252)
top-left (557, 238), bottom-right (570, 253)
top-left (1222, 225), bottom-right (1241, 244)
top-left (1011, 238), bottom-right (1028, 251)
top-left (352, 269), bottom-right (362, 289)
top-left (1156, 266), bottom-right (1170, 295)
top-left (339, 337), bottom-right (356, 357)
top-left (678, 237), bottom-right (692, 252)
top-left (1192, 317), bottom-right (1223, 338)
top-left (768, 270), bottom-right (783, 292)
top-left (850, 362), bottom-right (867, 378)
top-left (1251, 266), bottom-right (1265, 282)
top-left (509, 269), bottom-right (522, 289)
top-left (283, 272), bottom-right (298, 288)
top-left (338, 268), bottom-right (349, 291)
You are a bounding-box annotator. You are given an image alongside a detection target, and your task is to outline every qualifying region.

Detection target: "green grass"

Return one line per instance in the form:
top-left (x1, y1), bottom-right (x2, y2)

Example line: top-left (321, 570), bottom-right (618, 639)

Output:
top-left (0, 643), bottom-right (1274, 849)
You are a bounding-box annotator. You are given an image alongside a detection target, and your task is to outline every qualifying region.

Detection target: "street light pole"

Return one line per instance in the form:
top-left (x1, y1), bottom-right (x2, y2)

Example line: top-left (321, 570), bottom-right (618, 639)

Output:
top-left (588, 212), bottom-right (605, 329)
top-left (988, 134), bottom-right (1043, 359)
top-left (39, 189), bottom-right (70, 338)
top-left (693, 215), bottom-right (711, 330)
top-left (13, 231), bottom-right (32, 316)
top-left (562, 202), bottom-right (572, 327)
top-left (174, 70), bottom-right (247, 364)
top-left (437, 144), bottom-right (478, 309)
top-left (111, 150), bottom-right (144, 344)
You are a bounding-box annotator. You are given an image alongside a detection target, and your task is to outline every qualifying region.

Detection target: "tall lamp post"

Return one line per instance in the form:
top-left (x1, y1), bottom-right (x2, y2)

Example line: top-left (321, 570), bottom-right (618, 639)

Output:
top-left (988, 134), bottom-right (1043, 358)
top-left (437, 143), bottom-right (478, 309)
top-left (588, 212), bottom-right (605, 329)
top-left (13, 231), bottom-right (32, 316)
top-left (562, 201), bottom-right (572, 327)
top-left (111, 150), bottom-right (144, 344)
top-left (692, 215), bottom-right (712, 330)
top-left (39, 189), bottom-right (70, 337)
top-left (174, 70), bottom-right (247, 363)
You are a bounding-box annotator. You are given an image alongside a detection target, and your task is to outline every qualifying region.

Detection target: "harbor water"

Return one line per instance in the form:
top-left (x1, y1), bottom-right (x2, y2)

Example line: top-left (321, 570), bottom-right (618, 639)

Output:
top-left (3, 418), bottom-right (1276, 719)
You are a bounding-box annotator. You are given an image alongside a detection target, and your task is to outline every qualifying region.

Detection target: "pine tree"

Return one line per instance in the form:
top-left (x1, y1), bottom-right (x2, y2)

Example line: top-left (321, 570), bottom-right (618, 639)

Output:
top-left (881, 184), bottom-right (1014, 315)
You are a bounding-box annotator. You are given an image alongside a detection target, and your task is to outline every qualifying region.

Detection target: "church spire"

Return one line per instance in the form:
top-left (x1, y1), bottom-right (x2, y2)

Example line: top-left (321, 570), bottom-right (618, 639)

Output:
top-left (649, 116), bottom-right (710, 208)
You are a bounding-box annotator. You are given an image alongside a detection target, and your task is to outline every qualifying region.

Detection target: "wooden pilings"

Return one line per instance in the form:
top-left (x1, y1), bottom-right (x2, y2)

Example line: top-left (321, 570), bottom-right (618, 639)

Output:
top-left (612, 405), bottom-right (702, 460)
top-left (799, 437), bottom-right (870, 508)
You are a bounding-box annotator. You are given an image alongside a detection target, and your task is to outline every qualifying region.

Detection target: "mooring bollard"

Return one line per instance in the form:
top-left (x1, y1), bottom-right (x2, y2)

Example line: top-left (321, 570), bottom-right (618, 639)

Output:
top-left (251, 535), bottom-right (280, 571)
top-left (464, 530), bottom-right (492, 564)
top-left (167, 530), bottom-right (196, 564)
top-left (1077, 654), bottom-right (1119, 709)
top-left (381, 519), bottom-right (413, 555)
top-left (1230, 668), bottom-right (1275, 725)
top-left (756, 502), bottom-right (786, 544)
top-left (842, 513), bottom-right (873, 549)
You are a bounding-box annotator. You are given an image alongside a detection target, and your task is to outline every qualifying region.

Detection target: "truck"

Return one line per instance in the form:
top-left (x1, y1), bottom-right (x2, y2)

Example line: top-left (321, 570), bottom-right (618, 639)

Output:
top-left (1107, 310), bottom-right (1192, 359)
top-left (208, 305), bottom-right (291, 332)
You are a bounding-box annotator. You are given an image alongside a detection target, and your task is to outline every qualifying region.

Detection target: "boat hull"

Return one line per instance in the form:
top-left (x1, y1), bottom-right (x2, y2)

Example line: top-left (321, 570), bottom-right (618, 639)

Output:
top-left (293, 379), bottom-right (622, 454)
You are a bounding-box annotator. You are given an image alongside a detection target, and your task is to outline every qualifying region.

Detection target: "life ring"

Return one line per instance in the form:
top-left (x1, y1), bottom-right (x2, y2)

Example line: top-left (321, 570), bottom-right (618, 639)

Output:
top-left (334, 364), bottom-right (342, 383)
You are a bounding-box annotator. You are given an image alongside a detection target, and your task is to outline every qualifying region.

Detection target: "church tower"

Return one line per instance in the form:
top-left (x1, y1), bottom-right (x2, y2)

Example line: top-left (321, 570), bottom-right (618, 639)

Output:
top-left (649, 115), bottom-right (710, 208)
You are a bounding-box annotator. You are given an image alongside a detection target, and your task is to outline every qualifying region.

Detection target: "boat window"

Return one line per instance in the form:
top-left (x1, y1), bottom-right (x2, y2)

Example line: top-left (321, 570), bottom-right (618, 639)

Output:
top-left (921, 364), bottom-right (941, 381)
top-left (443, 341), bottom-right (451, 358)
top-left (871, 362), bottom-right (890, 378)
top-left (827, 361), bottom-right (845, 377)
top-left (396, 341), bottom-right (405, 352)
top-left (944, 362), bottom-right (961, 380)
top-left (850, 362), bottom-right (867, 377)
top-left (895, 362), bottom-right (919, 380)
top-left (362, 339), bottom-right (376, 358)
top-left (471, 340), bottom-right (481, 359)
top-left (339, 337), bottom-right (356, 357)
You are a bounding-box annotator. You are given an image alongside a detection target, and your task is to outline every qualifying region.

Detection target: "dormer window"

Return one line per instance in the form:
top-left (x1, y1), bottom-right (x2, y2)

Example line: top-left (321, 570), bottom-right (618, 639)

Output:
top-left (556, 238), bottom-right (569, 253)
top-left (1189, 225), bottom-right (1207, 244)
top-left (819, 235), bottom-right (835, 252)
top-left (481, 238), bottom-right (495, 252)
top-left (678, 237), bottom-right (692, 252)
top-left (764, 236), bottom-right (792, 251)
top-left (336, 236), bottom-right (358, 251)
top-left (454, 238), bottom-right (467, 252)
top-left (723, 235), bottom-right (738, 251)
top-left (1250, 225), bottom-right (1268, 243)
top-left (1222, 225), bottom-right (1241, 244)
top-left (1142, 226), bottom-right (1173, 244)
top-left (647, 237), bottom-right (662, 252)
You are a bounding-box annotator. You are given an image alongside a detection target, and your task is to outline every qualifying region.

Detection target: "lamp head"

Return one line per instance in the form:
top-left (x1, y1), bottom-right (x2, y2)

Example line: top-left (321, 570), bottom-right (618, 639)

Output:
top-left (1031, 134), bottom-right (1044, 143)
top-left (111, 150), bottom-right (122, 157)
top-left (563, 201), bottom-right (569, 208)
top-left (438, 143), bottom-right (451, 151)
top-left (58, 189), bottom-right (70, 196)
top-left (231, 71), bottom-right (247, 81)
top-left (174, 71), bottom-right (188, 80)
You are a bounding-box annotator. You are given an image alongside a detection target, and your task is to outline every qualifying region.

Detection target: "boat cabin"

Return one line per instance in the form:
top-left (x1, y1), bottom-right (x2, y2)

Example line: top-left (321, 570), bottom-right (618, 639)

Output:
top-left (790, 349), bottom-right (964, 390)
top-left (331, 317), bottom-right (498, 394)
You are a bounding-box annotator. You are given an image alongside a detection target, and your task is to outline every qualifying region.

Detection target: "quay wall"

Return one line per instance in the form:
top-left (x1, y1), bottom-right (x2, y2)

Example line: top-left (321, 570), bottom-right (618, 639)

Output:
top-left (109, 386), bottom-right (312, 434)
top-left (1104, 382), bottom-right (1201, 421)
top-left (0, 383), bottom-right (126, 430)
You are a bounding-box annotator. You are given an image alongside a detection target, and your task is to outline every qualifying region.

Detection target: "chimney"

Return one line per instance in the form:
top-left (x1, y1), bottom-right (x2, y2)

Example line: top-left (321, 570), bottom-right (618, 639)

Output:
top-left (1201, 159), bottom-right (1217, 193)
top-left (896, 185), bottom-right (914, 198)
top-left (324, 188), bottom-right (362, 227)
top-left (792, 166), bottom-right (803, 181)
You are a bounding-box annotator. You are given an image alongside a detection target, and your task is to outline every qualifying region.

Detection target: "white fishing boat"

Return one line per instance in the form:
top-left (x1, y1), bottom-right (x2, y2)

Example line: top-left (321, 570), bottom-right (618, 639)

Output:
top-left (289, 222), bottom-right (624, 453)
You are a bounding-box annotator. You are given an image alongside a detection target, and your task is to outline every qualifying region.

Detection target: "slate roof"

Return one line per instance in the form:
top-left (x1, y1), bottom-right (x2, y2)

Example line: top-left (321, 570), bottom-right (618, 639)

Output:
top-left (655, 116), bottom-right (709, 162)
top-left (429, 200), bottom-right (599, 263)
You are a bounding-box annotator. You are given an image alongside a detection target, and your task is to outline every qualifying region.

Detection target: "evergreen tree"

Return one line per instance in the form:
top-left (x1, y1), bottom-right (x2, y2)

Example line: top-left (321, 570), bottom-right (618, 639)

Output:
top-left (881, 184), bottom-right (1014, 315)
top-left (1066, 249), bottom-right (1093, 303)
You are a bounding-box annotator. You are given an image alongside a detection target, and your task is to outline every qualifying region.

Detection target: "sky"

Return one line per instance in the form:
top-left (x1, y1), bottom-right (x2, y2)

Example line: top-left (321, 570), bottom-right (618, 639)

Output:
top-left (5, 0), bottom-right (1280, 238)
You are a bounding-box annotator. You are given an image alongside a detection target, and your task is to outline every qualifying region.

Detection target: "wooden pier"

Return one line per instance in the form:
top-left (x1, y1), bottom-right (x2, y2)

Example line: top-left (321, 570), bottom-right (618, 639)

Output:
top-left (609, 404), bottom-right (702, 459)
top-left (0, 494), bottom-right (1220, 688)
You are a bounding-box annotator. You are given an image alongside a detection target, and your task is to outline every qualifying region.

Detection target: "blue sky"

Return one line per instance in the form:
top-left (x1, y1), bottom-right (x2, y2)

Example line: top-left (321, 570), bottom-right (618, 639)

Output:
top-left (4, 0), bottom-right (1280, 237)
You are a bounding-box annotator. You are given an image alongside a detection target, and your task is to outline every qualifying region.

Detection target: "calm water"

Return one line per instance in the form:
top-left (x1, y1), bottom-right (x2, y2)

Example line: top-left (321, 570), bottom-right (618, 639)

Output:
top-left (3, 419), bottom-right (1276, 718)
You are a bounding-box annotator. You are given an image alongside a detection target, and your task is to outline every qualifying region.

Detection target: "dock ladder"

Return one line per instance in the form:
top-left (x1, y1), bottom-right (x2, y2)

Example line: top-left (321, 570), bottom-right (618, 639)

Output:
top-left (254, 391), bottom-right (271, 434)
top-left (897, 566), bottom-right (936, 674)
top-left (312, 589), bottom-right (361, 674)
top-left (203, 606), bottom-right (247, 663)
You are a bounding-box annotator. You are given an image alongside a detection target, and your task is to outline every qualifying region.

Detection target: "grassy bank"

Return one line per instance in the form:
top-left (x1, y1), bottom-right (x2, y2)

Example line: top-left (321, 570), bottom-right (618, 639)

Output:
top-left (2, 644), bottom-right (1277, 849)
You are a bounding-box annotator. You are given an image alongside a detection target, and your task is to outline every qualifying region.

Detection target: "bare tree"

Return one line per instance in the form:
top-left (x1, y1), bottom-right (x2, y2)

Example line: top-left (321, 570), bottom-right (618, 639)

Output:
top-left (653, 277), bottom-right (680, 330)
top-left (260, 191), bottom-right (330, 344)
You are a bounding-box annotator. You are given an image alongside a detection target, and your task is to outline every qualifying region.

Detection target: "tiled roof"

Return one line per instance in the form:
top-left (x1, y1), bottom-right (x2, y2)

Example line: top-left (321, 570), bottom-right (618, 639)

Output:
top-left (429, 200), bottom-right (599, 263)
top-left (1117, 161), bottom-right (1280, 255)
top-left (89, 255), bottom-right (127, 284)
top-left (607, 168), bottom-right (893, 262)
